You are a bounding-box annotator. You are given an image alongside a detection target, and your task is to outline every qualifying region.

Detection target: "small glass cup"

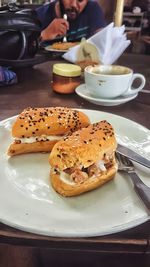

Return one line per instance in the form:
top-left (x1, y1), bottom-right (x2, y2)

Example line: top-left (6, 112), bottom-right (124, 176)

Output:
top-left (51, 63), bottom-right (82, 94)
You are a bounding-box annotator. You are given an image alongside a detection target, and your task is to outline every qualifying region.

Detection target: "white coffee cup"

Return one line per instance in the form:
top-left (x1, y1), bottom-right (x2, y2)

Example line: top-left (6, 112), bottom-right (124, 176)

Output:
top-left (84, 65), bottom-right (146, 99)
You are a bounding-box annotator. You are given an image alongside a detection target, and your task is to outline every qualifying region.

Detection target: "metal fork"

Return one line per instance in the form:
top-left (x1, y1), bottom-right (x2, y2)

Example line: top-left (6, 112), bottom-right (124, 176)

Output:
top-left (63, 14), bottom-right (67, 43)
top-left (116, 152), bottom-right (150, 212)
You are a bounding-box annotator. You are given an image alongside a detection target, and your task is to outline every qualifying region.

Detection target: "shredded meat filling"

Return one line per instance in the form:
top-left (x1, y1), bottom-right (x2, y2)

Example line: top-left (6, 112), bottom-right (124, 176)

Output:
top-left (70, 169), bottom-right (88, 183)
top-left (87, 164), bottom-right (102, 177)
top-left (64, 157), bottom-right (114, 184)
top-left (64, 164), bottom-right (102, 184)
top-left (104, 161), bottom-right (113, 169)
top-left (14, 140), bottom-right (21, 144)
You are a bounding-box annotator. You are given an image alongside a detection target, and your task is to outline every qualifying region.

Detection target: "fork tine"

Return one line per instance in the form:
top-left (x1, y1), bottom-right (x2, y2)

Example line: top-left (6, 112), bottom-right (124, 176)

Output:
top-left (116, 152), bottom-right (132, 166)
top-left (126, 157), bottom-right (134, 166)
top-left (115, 152), bottom-right (121, 162)
top-left (116, 152), bottom-right (125, 166)
top-left (116, 153), bottom-right (150, 212)
top-left (121, 154), bottom-right (131, 166)
top-left (115, 152), bottom-right (134, 171)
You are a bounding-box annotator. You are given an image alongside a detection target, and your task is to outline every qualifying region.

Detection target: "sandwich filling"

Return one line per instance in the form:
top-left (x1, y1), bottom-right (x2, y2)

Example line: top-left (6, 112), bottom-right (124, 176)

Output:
top-left (53, 152), bottom-right (116, 185)
top-left (13, 135), bottom-right (63, 144)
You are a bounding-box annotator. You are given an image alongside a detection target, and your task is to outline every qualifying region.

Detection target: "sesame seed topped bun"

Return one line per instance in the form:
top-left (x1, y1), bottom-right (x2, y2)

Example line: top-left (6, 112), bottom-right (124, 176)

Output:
top-left (7, 107), bottom-right (90, 156)
top-left (49, 120), bottom-right (118, 197)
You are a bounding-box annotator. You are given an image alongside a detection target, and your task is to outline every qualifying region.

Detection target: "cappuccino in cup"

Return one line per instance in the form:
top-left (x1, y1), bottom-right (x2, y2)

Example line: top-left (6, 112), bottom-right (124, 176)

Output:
top-left (84, 65), bottom-right (146, 99)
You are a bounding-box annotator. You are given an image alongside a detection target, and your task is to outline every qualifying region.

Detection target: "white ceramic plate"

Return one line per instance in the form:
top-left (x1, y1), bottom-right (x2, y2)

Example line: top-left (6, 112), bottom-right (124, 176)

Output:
top-left (75, 84), bottom-right (138, 106)
top-left (44, 45), bottom-right (67, 53)
top-left (0, 110), bottom-right (150, 237)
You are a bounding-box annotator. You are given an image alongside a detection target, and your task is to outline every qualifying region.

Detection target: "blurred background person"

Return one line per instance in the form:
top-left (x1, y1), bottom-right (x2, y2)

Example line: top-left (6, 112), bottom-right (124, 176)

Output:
top-left (36, 0), bottom-right (106, 44)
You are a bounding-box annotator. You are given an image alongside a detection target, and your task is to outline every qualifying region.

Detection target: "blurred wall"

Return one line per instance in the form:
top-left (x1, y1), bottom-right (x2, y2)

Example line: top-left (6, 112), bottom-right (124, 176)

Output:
top-left (124, 0), bottom-right (133, 6)
top-left (97, 0), bottom-right (117, 23)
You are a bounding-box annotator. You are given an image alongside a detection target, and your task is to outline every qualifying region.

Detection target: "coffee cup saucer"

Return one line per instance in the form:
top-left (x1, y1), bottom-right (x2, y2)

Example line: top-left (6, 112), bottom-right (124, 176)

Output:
top-left (75, 84), bottom-right (138, 106)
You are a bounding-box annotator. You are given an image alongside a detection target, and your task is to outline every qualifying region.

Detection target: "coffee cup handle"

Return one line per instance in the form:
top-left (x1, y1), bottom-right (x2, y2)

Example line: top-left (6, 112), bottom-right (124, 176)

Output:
top-left (122, 74), bottom-right (146, 96)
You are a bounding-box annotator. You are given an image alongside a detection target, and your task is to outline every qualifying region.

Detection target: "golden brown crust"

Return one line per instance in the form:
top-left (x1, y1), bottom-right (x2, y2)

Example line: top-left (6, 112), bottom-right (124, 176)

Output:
top-left (49, 120), bottom-right (117, 170)
top-left (51, 42), bottom-right (79, 50)
top-left (76, 42), bottom-right (100, 70)
top-left (50, 163), bottom-right (117, 197)
top-left (49, 120), bottom-right (117, 197)
top-left (7, 107), bottom-right (90, 156)
top-left (7, 140), bottom-right (58, 156)
top-left (11, 107), bottom-right (90, 138)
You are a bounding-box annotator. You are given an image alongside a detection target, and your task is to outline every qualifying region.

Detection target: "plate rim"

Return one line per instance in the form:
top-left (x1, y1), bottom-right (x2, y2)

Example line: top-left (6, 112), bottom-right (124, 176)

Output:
top-left (0, 213), bottom-right (149, 238)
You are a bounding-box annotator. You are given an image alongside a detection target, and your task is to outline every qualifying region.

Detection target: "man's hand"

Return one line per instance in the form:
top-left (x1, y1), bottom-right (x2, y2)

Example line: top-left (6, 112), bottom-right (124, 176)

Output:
top-left (41, 18), bottom-right (69, 41)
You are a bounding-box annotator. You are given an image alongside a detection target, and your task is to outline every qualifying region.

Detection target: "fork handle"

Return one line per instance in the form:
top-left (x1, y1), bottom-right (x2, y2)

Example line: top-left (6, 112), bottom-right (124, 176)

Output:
top-left (129, 172), bottom-right (150, 212)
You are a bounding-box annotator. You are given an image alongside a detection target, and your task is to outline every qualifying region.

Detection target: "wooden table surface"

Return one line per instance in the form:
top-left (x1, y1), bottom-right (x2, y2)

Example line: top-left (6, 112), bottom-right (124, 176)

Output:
top-left (0, 53), bottom-right (150, 267)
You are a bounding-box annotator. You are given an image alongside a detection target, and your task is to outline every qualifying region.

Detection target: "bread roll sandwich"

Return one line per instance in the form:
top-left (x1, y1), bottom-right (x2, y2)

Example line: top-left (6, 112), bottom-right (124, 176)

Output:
top-left (76, 41), bottom-right (100, 70)
top-left (7, 107), bottom-right (90, 156)
top-left (49, 120), bottom-right (118, 197)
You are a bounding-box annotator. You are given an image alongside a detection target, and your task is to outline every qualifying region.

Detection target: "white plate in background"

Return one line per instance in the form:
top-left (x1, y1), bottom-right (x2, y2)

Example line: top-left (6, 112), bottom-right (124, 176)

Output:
top-left (44, 45), bottom-right (67, 53)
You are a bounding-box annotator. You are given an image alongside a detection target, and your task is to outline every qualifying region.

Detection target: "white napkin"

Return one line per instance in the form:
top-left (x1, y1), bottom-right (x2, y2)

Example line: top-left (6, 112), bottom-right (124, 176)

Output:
top-left (63, 22), bottom-right (131, 65)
